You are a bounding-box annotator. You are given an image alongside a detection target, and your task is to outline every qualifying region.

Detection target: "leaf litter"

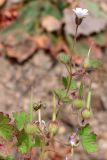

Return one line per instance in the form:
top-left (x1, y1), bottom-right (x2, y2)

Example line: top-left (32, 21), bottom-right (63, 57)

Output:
top-left (0, 0), bottom-right (106, 63)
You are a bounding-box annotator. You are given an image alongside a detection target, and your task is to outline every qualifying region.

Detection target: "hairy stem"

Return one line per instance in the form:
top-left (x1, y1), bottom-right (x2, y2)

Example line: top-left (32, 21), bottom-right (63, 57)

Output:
top-left (73, 24), bottom-right (79, 50)
top-left (38, 109), bottom-right (42, 126)
top-left (29, 91), bottom-right (33, 123)
top-left (52, 93), bottom-right (57, 121)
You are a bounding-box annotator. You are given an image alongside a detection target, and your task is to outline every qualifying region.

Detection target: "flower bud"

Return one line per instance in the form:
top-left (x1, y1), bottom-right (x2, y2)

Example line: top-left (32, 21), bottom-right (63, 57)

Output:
top-left (48, 121), bottom-right (59, 136)
top-left (73, 99), bottom-right (84, 109)
top-left (75, 16), bottom-right (83, 25)
top-left (82, 109), bottom-right (91, 119)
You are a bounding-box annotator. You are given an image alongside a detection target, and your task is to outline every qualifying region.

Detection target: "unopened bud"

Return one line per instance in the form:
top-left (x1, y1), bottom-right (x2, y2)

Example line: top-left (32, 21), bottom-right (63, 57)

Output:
top-left (82, 109), bottom-right (91, 119)
top-left (73, 99), bottom-right (84, 109)
top-left (75, 16), bottom-right (83, 25)
top-left (48, 121), bottom-right (59, 136)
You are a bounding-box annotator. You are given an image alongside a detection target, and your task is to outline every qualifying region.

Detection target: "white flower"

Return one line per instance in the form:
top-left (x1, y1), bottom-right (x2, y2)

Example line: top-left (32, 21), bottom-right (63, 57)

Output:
top-left (73, 8), bottom-right (88, 18)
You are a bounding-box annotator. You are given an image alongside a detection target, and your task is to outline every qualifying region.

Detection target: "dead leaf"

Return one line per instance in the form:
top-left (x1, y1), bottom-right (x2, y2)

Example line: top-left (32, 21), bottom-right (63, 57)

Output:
top-left (50, 39), bottom-right (70, 57)
top-left (63, 8), bottom-right (107, 36)
top-left (41, 16), bottom-right (62, 32)
top-left (100, 1), bottom-right (107, 12)
top-left (1, 32), bottom-right (37, 63)
top-left (0, 0), bottom-right (6, 7)
top-left (34, 34), bottom-right (51, 49)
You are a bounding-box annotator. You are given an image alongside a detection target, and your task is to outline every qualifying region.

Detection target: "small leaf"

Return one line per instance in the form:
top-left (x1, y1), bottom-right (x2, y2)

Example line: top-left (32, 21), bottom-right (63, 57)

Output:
top-left (57, 53), bottom-right (70, 64)
top-left (88, 59), bottom-right (101, 69)
top-left (42, 1), bottom-right (62, 20)
top-left (62, 76), bottom-right (68, 88)
top-left (62, 97), bottom-right (72, 103)
top-left (79, 82), bottom-right (84, 98)
top-left (13, 112), bottom-right (28, 131)
top-left (70, 80), bottom-right (77, 90)
top-left (17, 129), bottom-right (35, 154)
top-left (79, 124), bottom-right (98, 153)
top-left (0, 113), bottom-right (13, 140)
top-left (92, 32), bottom-right (106, 47)
top-left (76, 42), bottom-right (89, 56)
top-left (34, 135), bottom-right (45, 147)
top-left (62, 77), bottom-right (77, 90)
top-left (54, 89), bottom-right (71, 103)
top-left (5, 156), bottom-right (14, 160)
top-left (0, 156), bottom-right (14, 160)
top-left (54, 89), bottom-right (67, 99)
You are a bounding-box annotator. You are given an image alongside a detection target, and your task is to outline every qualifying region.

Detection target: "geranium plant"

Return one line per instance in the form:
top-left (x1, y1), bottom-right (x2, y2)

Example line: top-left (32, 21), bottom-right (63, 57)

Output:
top-left (0, 7), bottom-right (98, 160)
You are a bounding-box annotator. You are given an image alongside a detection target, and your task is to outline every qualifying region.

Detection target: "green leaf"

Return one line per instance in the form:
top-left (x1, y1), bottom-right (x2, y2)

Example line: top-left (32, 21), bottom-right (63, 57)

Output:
top-left (0, 113), bottom-right (13, 140)
top-left (70, 80), bottom-right (77, 90)
top-left (76, 42), bottom-right (89, 56)
top-left (0, 1), bottom-right (42, 36)
top-left (42, 1), bottom-right (62, 20)
top-left (5, 156), bottom-right (14, 160)
top-left (62, 97), bottom-right (72, 103)
top-left (17, 129), bottom-right (35, 154)
top-left (62, 76), bottom-right (68, 88)
top-left (83, 0), bottom-right (107, 18)
top-left (54, 89), bottom-right (67, 99)
top-left (57, 0), bottom-right (68, 11)
top-left (84, 58), bottom-right (101, 69)
top-left (13, 112), bottom-right (28, 131)
top-left (79, 124), bottom-right (98, 153)
top-left (88, 59), bottom-right (102, 69)
top-left (57, 53), bottom-right (70, 64)
top-left (79, 82), bottom-right (84, 98)
top-left (62, 77), bottom-right (77, 90)
top-left (65, 34), bottom-right (74, 51)
top-left (0, 156), bottom-right (14, 160)
top-left (92, 32), bottom-right (106, 47)
top-left (34, 135), bottom-right (45, 147)
top-left (54, 89), bottom-right (71, 103)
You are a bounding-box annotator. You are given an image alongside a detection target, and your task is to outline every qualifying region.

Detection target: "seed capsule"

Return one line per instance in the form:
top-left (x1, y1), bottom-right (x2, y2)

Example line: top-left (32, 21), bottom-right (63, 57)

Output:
top-left (82, 109), bottom-right (91, 119)
top-left (48, 121), bottom-right (59, 136)
top-left (73, 99), bottom-right (84, 109)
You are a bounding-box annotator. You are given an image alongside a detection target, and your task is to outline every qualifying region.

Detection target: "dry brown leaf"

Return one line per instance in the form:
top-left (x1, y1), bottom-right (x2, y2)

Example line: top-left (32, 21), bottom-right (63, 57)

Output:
top-left (34, 34), bottom-right (51, 49)
top-left (41, 16), bottom-right (62, 32)
top-left (0, 0), bottom-right (6, 7)
top-left (100, 1), bottom-right (107, 12)
top-left (49, 38), bottom-right (83, 64)
top-left (63, 8), bottom-right (107, 36)
top-left (1, 32), bottom-right (37, 63)
top-left (50, 39), bottom-right (70, 57)
top-left (0, 6), bottom-right (19, 29)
